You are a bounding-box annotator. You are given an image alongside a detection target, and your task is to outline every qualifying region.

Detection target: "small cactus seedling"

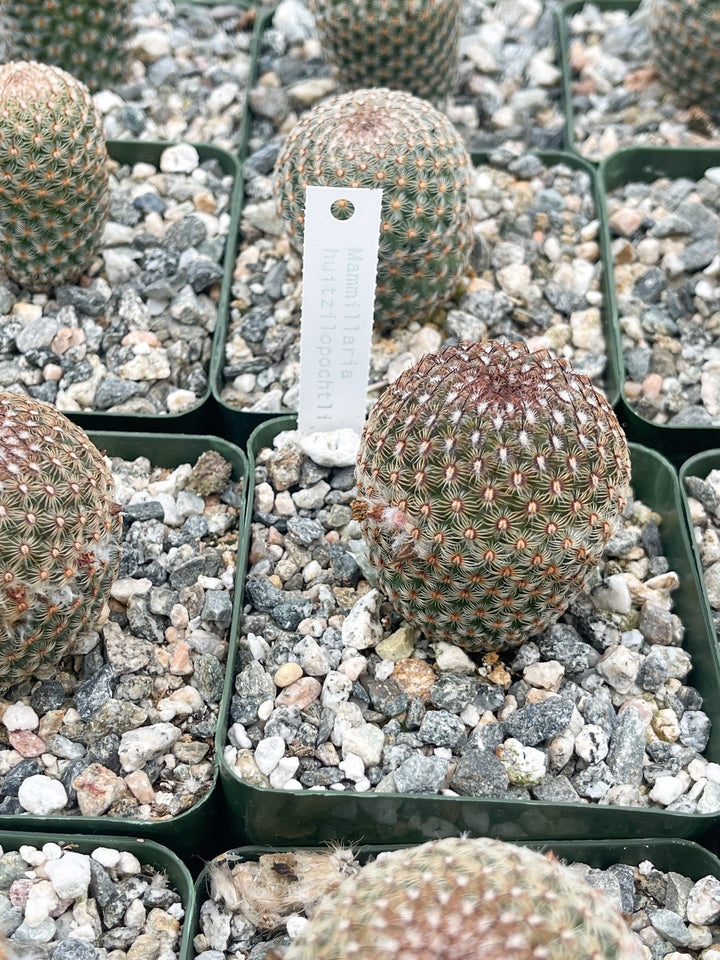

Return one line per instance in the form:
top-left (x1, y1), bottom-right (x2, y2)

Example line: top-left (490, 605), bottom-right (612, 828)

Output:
top-left (647, 0), bottom-right (720, 103)
top-left (308, 0), bottom-right (462, 102)
top-left (354, 340), bottom-right (631, 651)
top-left (0, 60), bottom-right (110, 292)
top-left (0, 393), bottom-right (121, 690)
top-left (273, 86), bottom-right (474, 327)
top-left (284, 836), bottom-right (647, 959)
top-left (1, 0), bottom-right (133, 92)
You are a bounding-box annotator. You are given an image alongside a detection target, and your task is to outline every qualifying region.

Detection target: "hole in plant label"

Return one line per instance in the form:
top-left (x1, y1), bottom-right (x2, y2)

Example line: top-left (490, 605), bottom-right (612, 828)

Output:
top-left (298, 184), bottom-right (383, 435)
top-left (330, 198), bottom-right (355, 220)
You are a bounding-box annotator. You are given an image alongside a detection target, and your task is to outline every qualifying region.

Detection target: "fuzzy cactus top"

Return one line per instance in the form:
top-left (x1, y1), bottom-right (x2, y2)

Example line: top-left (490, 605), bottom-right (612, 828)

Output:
top-left (283, 836), bottom-right (648, 959)
top-left (354, 340), bottom-right (631, 651)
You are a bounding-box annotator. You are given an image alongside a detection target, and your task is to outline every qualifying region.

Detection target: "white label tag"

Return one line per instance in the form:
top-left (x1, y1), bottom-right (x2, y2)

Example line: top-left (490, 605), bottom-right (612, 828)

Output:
top-left (297, 184), bottom-right (383, 435)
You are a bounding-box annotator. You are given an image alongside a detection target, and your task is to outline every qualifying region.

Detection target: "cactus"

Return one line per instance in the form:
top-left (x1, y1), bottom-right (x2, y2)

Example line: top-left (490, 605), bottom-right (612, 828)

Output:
top-left (1, 0), bottom-right (133, 92)
top-left (354, 340), bottom-right (631, 652)
top-left (284, 836), bottom-right (647, 959)
top-left (0, 60), bottom-right (110, 292)
top-left (0, 392), bottom-right (121, 690)
top-left (308, 0), bottom-right (462, 102)
top-left (647, 0), bottom-right (720, 102)
top-left (273, 86), bottom-right (474, 328)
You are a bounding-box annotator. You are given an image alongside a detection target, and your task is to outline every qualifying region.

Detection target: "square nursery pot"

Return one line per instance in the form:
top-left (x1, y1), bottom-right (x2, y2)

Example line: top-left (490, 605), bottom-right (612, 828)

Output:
top-left (0, 828), bottom-right (195, 957)
top-left (16, 139), bottom-right (242, 436)
top-left (188, 836), bottom-right (720, 959)
top-left (216, 414), bottom-right (720, 848)
top-left (598, 146), bottom-right (720, 465)
top-left (210, 148), bottom-right (622, 451)
top-left (0, 432), bottom-right (247, 865)
top-left (558, 0), bottom-right (720, 161)
top-left (558, 0), bottom-right (642, 162)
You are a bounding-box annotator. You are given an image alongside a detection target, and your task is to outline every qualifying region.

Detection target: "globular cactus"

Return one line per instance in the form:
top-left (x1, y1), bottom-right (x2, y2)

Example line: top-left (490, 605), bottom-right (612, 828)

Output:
top-left (0, 60), bottom-right (110, 292)
top-left (354, 340), bottom-right (631, 652)
top-left (284, 837), bottom-right (647, 960)
top-left (273, 87), bottom-right (474, 328)
top-left (1, 0), bottom-right (133, 92)
top-left (0, 393), bottom-right (121, 690)
top-left (308, 0), bottom-right (462, 102)
top-left (647, 0), bottom-right (720, 102)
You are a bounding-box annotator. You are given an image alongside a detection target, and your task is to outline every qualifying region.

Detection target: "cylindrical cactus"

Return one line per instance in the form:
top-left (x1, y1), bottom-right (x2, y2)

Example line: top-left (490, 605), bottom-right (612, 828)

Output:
top-left (354, 340), bottom-right (631, 652)
top-left (1, 0), bottom-right (133, 92)
top-left (284, 837), bottom-right (647, 959)
top-left (646, 0), bottom-right (720, 102)
top-left (0, 60), bottom-right (110, 292)
top-left (273, 87), bottom-right (474, 328)
top-left (0, 393), bottom-right (122, 690)
top-left (308, 0), bottom-right (462, 102)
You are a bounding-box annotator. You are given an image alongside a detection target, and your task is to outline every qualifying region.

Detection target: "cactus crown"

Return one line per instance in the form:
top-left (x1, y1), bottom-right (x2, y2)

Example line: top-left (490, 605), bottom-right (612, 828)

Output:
top-left (354, 340), bottom-right (631, 651)
top-left (274, 86), bottom-right (474, 327)
top-left (284, 837), bottom-right (647, 959)
top-left (1, 0), bottom-right (132, 91)
top-left (0, 393), bottom-right (121, 690)
top-left (308, 0), bottom-right (462, 102)
top-left (0, 60), bottom-right (109, 292)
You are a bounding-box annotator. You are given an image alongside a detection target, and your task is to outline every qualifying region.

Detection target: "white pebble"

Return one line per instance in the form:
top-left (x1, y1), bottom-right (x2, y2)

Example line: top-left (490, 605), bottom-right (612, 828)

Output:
top-left (160, 143), bottom-right (200, 173)
top-left (45, 851), bottom-right (92, 899)
top-left (3, 702), bottom-right (39, 731)
top-left (341, 590), bottom-right (383, 650)
top-left (91, 847), bottom-right (122, 870)
top-left (24, 880), bottom-right (58, 927)
top-left (118, 723), bottom-right (181, 772)
top-left (17, 776), bottom-right (67, 815)
top-left (255, 736), bottom-right (286, 776)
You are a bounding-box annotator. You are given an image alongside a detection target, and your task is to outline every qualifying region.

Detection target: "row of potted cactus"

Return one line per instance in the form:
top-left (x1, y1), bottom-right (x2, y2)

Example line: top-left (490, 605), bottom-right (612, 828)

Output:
top-left (2, 0), bottom-right (720, 958)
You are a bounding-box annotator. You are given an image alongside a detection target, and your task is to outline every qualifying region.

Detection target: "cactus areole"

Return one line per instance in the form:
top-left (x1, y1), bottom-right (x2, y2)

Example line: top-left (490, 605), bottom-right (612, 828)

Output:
top-left (354, 341), bottom-right (631, 651)
top-left (284, 836), bottom-right (647, 959)
top-left (0, 393), bottom-right (121, 690)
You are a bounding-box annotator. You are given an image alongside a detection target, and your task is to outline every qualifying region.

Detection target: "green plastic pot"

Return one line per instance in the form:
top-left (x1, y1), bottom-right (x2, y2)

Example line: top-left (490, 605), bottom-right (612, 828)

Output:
top-left (188, 837), bottom-right (720, 960)
top-left (217, 414), bottom-right (720, 847)
top-left (62, 140), bottom-right (242, 436)
top-left (0, 432), bottom-right (247, 865)
top-left (680, 448), bottom-right (720, 621)
top-left (598, 145), bottom-right (720, 465)
top-left (210, 148), bottom-right (622, 450)
top-left (0, 829), bottom-right (195, 953)
top-left (557, 0), bottom-right (642, 161)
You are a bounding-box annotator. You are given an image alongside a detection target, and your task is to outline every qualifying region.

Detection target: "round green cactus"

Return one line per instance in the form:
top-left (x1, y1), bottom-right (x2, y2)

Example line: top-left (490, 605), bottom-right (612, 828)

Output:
top-left (1, 0), bottom-right (133, 92)
top-left (0, 393), bottom-right (122, 690)
top-left (273, 87), bottom-right (474, 328)
top-left (284, 837), bottom-right (647, 959)
top-left (0, 60), bottom-right (110, 292)
top-left (354, 340), bottom-right (631, 652)
top-left (647, 0), bottom-right (720, 102)
top-left (308, 0), bottom-right (462, 102)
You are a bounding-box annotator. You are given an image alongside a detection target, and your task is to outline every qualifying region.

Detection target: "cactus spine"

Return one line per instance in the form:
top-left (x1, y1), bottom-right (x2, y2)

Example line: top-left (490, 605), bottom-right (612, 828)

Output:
top-left (1, 0), bottom-right (133, 92)
top-left (0, 393), bottom-right (121, 690)
top-left (354, 340), bottom-right (631, 651)
top-left (274, 87), bottom-right (474, 327)
top-left (308, 0), bottom-right (462, 102)
top-left (284, 837), bottom-right (647, 959)
top-left (0, 60), bottom-right (109, 292)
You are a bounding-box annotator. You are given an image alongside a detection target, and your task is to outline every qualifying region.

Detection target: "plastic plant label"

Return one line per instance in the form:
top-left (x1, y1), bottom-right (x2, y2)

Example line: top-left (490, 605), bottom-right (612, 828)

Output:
top-left (298, 184), bottom-right (383, 435)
